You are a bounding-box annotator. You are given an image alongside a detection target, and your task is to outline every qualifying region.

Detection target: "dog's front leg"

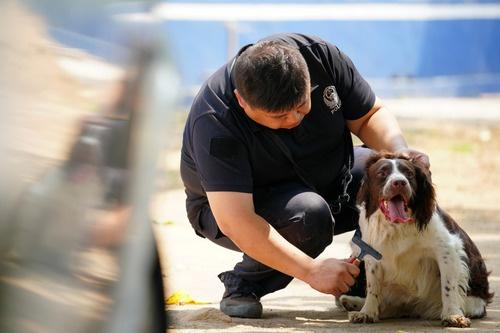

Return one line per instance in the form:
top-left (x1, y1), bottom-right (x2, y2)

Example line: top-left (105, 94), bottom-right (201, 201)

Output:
top-left (435, 238), bottom-right (471, 328)
top-left (349, 260), bottom-right (382, 324)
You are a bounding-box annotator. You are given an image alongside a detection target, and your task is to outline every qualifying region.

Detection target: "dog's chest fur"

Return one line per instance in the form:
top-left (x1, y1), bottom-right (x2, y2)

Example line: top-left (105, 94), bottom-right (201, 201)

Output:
top-left (358, 207), bottom-right (468, 318)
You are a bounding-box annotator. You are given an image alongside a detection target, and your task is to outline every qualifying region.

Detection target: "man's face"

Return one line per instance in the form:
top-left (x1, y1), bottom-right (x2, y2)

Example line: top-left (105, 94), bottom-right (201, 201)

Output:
top-left (235, 90), bottom-right (312, 130)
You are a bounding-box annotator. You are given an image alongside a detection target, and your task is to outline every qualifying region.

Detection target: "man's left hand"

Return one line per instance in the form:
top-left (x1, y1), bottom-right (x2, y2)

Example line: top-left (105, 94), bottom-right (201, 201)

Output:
top-left (395, 148), bottom-right (430, 169)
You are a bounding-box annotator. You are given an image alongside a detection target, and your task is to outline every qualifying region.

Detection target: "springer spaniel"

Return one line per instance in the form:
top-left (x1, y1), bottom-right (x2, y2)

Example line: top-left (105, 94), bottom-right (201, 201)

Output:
top-left (339, 152), bottom-right (493, 328)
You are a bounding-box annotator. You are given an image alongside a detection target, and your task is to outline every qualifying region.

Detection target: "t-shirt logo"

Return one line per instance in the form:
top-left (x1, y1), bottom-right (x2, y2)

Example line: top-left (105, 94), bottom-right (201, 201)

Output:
top-left (323, 85), bottom-right (341, 113)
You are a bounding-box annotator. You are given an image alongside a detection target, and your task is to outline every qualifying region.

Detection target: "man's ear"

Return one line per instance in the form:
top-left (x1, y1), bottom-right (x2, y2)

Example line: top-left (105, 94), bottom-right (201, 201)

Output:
top-left (234, 89), bottom-right (248, 110)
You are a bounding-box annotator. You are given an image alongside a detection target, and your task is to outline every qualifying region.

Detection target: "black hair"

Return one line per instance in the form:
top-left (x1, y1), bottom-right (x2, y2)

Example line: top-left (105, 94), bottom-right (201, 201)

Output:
top-left (233, 40), bottom-right (310, 112)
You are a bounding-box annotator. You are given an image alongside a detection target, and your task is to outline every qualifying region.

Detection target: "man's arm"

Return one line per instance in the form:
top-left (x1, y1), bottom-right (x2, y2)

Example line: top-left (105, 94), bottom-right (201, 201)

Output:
top-left (347, 96), bottom-right (430, 167)
top-left (206, 191), bottom-right (360, 297)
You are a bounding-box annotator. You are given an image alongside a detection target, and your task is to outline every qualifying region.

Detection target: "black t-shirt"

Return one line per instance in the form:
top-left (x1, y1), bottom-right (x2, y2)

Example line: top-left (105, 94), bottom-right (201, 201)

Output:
top-left (180, 33), bottom-right (375, 223)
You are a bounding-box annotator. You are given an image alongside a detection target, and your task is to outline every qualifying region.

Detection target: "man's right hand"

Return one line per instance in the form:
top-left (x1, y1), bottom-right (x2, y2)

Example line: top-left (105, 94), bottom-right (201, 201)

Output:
top-left (304, 258), bottom-right (360, 297)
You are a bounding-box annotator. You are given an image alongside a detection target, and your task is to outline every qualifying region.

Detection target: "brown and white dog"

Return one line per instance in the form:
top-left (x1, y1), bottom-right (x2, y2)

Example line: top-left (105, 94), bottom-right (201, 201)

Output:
top-left (339, 152), bottom-right (493, 328)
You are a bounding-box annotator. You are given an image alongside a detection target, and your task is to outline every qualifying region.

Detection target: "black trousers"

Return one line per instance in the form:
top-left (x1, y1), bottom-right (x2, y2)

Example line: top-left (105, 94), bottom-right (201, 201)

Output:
top-left (193, 147), bottom-right (373, 298)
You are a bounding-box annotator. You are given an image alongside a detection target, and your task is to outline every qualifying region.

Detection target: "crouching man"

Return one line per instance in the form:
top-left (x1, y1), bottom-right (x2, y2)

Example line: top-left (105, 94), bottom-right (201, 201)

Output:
top-left (180, 33), bottom-right (427, 318)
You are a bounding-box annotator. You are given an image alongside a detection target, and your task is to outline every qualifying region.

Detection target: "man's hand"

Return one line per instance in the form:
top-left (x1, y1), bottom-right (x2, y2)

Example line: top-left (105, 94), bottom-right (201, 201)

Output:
top-left (304, 258), bottom-right (360, 298)
top-left (395, 147), bottom-right (430, 169)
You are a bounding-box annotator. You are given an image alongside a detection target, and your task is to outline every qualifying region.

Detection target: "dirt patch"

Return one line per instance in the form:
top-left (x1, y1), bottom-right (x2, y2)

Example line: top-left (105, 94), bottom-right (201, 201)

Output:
top-left (171, 307), bottom-right (232, 324)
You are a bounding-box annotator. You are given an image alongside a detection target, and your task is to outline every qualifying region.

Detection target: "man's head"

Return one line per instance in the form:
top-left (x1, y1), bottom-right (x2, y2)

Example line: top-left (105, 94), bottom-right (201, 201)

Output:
top-left (233, 40), bottom-right (311, 129)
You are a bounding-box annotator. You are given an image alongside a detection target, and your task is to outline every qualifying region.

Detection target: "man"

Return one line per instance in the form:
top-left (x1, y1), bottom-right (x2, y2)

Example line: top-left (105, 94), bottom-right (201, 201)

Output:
top-left (180, 33), bottom-right (428, 318)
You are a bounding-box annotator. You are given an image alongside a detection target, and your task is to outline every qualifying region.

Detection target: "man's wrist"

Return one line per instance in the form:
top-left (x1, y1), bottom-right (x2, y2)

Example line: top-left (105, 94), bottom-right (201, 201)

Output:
top-left (296, 256), bottom-right (317, 283)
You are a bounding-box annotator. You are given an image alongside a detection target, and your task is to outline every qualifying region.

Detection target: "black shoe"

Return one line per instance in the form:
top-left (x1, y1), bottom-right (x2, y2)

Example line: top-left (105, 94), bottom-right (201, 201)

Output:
top-left (220, 293), bottom-right (263, 319)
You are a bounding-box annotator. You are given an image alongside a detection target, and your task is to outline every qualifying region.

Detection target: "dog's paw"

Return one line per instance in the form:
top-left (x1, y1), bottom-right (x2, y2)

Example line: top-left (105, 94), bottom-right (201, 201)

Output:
top-left (441, 314), bottom-right (471, 328)
top-left (348, 311), bottom-right (378, 324)
top-left (337, 295), bottom-right (364, 312)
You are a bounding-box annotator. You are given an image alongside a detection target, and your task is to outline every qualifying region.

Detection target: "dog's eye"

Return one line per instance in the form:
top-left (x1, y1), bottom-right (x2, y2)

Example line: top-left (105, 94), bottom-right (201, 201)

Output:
top-left (401, 169), bottom-right (415, 179)
top-left (377, 170), bottom-right (388, 178)
top-left (375, 163), bottom-right (391, 178)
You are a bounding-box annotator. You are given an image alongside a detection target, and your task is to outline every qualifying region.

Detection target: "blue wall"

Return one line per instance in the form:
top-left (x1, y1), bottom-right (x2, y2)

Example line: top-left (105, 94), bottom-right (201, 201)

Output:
top-left (27, 0), bottom-right (500, 97)
top-left (164, 18), bottom-right (500, 97)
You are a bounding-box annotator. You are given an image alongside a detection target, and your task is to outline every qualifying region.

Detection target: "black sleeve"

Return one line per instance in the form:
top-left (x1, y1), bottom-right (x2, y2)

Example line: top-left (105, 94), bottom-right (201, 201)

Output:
top-left (323, 42), bottom-right (376, 120)
top-left (191, 113), bottom-right (253, 193)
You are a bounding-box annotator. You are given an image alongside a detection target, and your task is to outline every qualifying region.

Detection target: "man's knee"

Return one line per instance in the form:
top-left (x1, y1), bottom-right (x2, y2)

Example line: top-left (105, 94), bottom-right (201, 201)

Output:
top-left (276, 191), bottom-right (333, 257)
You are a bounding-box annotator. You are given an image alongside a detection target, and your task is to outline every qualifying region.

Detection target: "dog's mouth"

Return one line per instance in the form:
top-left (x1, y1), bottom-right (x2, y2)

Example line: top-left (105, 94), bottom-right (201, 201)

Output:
top-left (380, 194), bottom-right (413, 224)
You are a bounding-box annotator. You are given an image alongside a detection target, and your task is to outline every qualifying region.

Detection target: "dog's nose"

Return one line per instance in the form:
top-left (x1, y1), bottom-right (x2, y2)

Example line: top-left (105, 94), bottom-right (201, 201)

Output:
top-left (392, 179), bottom-right (407, 189)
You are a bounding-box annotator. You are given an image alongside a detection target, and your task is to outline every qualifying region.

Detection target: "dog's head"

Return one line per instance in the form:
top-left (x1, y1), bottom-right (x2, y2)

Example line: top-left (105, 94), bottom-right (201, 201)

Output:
top-left (357, 152), bottom-right (435, 230)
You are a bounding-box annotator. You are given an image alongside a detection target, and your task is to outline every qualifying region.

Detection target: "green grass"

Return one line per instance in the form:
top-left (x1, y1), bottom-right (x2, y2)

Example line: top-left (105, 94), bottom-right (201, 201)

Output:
top-left (450, 143), bottom-right (474, 154)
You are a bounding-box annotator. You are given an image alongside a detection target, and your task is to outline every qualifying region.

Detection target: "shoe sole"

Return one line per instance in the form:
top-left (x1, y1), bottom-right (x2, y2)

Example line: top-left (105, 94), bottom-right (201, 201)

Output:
top-left (220, 303), bottom-right (263, 319)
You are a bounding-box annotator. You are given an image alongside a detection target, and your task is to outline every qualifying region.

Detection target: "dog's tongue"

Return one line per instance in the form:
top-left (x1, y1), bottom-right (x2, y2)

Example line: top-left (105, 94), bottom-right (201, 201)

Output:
top-left (387, 196), bottom-right (411, 223)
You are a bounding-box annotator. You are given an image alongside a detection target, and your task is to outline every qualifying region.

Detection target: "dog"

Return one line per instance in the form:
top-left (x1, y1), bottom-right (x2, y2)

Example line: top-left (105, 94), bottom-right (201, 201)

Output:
top-left (339, 152), bottom-right (493, 328)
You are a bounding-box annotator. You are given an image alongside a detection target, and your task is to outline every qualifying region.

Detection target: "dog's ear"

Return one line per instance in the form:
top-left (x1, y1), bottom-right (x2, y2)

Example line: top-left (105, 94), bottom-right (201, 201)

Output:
top-left (357, 152), bottom-right (382, 217)
top-left (356, 176), bottom-right (370, 207)
top-left (411, 159), bottom-right (436, 230)
top-left (356, 177), bottom-right (378, 218)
